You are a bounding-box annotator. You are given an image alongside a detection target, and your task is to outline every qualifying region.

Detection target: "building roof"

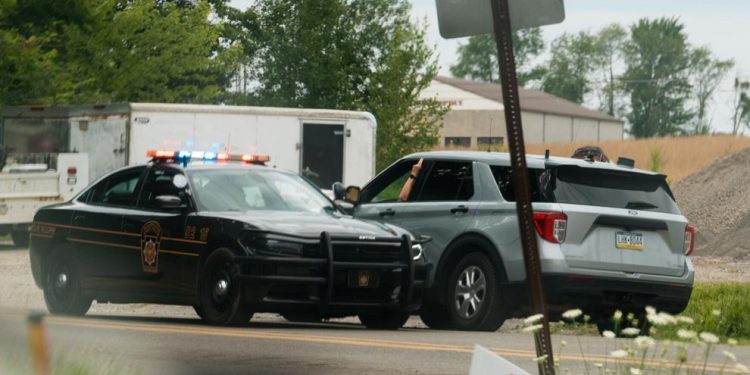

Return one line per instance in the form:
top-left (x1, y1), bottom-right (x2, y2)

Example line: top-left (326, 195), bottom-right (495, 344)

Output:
top-left (434, 76), bottom-right (622, 123)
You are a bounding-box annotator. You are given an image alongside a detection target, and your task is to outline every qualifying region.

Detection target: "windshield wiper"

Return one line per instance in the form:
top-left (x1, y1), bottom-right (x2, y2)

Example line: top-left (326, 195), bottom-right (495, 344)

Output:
top-left (625, 201), bottom-right (658, 210)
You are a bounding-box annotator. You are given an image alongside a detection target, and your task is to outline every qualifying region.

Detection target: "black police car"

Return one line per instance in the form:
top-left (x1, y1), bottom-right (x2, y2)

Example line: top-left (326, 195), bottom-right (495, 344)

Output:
top-left (29, 150), bottom-right (429, 328)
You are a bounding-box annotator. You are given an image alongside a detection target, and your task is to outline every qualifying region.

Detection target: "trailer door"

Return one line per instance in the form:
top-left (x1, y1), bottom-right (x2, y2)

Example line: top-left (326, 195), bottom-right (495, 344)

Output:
top-left (69, 116), bottom-right (128, 181)
top-left (301, 123), bottom-right (344, 189)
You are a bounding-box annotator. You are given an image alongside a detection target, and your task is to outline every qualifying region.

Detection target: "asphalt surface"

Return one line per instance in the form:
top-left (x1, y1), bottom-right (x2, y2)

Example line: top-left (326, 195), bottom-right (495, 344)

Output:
top-left (1, 246), bottom-right (748, 375)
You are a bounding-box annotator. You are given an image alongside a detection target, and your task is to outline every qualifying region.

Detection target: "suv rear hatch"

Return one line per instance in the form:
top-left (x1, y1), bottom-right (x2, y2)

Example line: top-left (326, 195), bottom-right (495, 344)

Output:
top-left (546, 165), bottom-right (687, 277)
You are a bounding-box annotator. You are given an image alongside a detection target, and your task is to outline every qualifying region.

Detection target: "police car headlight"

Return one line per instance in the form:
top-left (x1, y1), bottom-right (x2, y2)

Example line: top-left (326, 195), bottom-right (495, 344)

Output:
top-left (411, 244), bottom-right (423, 261)
top-left (240, 234), bottom-right (303, 257)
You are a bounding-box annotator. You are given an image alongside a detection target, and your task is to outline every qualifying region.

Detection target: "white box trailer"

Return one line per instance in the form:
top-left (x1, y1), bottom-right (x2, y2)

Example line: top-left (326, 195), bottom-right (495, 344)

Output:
top-left (2, 103), bottom-right (377, 188)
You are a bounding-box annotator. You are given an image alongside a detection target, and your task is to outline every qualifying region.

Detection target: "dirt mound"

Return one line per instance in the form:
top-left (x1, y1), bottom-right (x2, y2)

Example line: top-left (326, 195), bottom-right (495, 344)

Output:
top-left (673, 148), bottom-right (750, 259)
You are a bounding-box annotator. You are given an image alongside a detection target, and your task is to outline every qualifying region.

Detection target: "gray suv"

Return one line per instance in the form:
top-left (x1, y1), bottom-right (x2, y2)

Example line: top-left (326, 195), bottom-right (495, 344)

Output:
top-left (344, 151), bottom-right (694, 332)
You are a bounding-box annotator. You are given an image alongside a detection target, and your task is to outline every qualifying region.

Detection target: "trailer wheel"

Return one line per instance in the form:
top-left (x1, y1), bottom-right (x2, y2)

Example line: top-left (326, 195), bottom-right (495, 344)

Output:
top-left (43, 248), bottom-right (92, 316)
top-left (11, 230), bottom-right (29, 248)
top-left (198, 248), bottom-right (253, 326)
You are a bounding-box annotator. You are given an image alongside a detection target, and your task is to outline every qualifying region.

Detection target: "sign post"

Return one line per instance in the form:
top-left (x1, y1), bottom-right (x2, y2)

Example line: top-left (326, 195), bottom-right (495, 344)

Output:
top-left (435, 1), bottom-right (565, 374)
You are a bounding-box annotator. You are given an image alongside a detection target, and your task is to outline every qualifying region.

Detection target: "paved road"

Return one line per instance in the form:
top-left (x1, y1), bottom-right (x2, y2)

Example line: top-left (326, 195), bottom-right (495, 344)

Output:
top-left (0, 309), bottom-right (746, 375)
top-left (1, 247), bottom-right (746, 374)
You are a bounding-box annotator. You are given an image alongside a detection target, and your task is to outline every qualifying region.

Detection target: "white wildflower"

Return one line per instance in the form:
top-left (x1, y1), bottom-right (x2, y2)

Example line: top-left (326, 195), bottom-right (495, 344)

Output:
top-left (533, 355), bottom-right (548, 364)
top-left (729, 339), bottom-right (739, 346)
top-left (712, 309), bottom-right (722, 317)
top-left (677, 329), bottom-right (697, 340)
top-left (523, 324), bottom-right (543, 333)
top-left (630, 368), bottom-right (642, 375)
top-left (645, 306), bottom-right (656, 316)
top-left (635, 336), bottom-right (656, 349)
top-left (699, 332), bottom-right (720, 344)
top-left (736, 363), bottom-right (750, 374)
top-left (676, 316), bottom-right (695, 324)
top-left (594, 363), bottom-right (604, 368)
top-left (621, 327), bottom-right (640, 337)
top-left (724, 351), bottom-right (738, 362)
top-left (524, 313), bottom-right (544, 325)
top-left (560, 340), bottom-right (568, 348)
top-left (602, 330), bottom-right (616, 339)
top-left (613, 310), bottom-right (623, 321)
top-left (648, 312), bottom-right (677, 326)
top-left (627, 312), bottom-right (635, 321)
top-left (610, 350), bottom-right (629, 359)
top-left (562, 309), bottom-right (583, 320)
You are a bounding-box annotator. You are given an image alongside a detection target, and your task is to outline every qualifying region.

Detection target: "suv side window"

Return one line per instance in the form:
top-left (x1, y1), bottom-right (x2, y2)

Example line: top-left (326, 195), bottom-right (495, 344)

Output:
top-left (415, 161), bottom-right (473, 201)
top-left (88, 168), bottom-right (144, 207)
top-left (490, 166), bottom-right (547, 202)
top-left (138, 168), bottom-right (189, 210)
top-left (359, 160), bottom-right (414, 203)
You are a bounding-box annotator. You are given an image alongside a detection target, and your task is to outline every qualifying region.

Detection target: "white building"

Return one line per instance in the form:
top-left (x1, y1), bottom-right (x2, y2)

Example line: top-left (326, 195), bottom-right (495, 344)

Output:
top-left (421, 77), bottom-right (625, 148)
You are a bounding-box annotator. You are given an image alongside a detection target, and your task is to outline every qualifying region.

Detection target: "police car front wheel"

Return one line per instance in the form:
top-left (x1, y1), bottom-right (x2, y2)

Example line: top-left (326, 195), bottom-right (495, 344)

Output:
top-left (43, 247), bottom-right (92, 316)
top-left (198, 248), bottom-right (253, 326)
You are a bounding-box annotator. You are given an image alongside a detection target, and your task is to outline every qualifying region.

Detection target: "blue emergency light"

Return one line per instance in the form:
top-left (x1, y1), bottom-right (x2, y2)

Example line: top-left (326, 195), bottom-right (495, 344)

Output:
top-left (147, 150), bottom-right (269, 165)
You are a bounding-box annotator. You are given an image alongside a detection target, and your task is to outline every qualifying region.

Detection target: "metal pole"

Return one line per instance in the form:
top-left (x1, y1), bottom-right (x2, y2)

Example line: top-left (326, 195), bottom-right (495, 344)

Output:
top-left (489, 1), bottom-right (555, 374)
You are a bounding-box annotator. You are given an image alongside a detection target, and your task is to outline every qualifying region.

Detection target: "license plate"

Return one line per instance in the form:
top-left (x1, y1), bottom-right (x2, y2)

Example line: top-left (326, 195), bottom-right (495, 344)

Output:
top-left (347, 270), bottom-right (379, 288)
top-left (616, 232), bottom-right (644, 250)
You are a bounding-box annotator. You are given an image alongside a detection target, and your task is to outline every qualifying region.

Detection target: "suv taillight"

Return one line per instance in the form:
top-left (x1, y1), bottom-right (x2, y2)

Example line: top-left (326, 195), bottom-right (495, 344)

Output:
top-left (684, 224), bottom-right (695, 256)
top-left (533, 212), bottom-right (567, 244)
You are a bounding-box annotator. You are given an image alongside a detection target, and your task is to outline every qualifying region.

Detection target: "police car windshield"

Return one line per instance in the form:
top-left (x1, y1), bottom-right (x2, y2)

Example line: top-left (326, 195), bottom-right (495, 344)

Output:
top-left (187, 169), bottom-right (334, 214)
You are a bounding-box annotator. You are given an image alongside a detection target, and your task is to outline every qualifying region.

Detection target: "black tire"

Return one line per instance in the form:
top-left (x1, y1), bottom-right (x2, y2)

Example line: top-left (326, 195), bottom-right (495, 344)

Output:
top-left (198, 248), bottom-right (252, 326)
top-left (418, 300), bottom-right (450, 329)
top-left (281, 313), bottom-right (324, 323)
top-left (444, 252), bottom-right (506, 331)
top-left (358, 310), bottom-right (410, 330)
top-left (11, 230), bottom-right (29, 248)
top-left (43, 248), bottom-right (92, 316)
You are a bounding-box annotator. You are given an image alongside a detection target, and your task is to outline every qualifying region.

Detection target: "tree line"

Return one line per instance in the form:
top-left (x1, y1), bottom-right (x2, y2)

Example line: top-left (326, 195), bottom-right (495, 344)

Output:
top-left (451, 18), bottom-right (750, 137)
top-left (0, 0), bottom-right (447, 170)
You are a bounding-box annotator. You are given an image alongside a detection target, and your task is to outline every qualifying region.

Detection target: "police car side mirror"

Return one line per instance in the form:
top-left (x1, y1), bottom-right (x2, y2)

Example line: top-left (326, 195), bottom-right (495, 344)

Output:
top-left (332, 182), bottom-right (346, 200)
top-left (155, 195), bottom-right (183, 210)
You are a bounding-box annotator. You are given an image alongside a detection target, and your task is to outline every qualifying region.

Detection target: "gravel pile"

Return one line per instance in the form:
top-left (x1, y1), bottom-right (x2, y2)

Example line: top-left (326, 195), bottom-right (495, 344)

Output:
top-left (673, 148), bottom-right (750, 259)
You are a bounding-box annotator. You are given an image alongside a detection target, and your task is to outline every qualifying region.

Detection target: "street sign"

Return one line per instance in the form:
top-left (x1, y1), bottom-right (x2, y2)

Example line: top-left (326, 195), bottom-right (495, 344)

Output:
top-left (436, 0), bottom-right (565, 38)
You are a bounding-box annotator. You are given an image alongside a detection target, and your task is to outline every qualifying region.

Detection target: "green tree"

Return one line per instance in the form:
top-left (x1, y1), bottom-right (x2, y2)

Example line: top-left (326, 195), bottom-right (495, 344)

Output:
top-left (593, 24), bottom-right (628, 117)
top-left (0, 0), bottom-right (237, 105)
top-left (623, 18), bottom-right (693, 138)
top-left (540, 31), bottom-right (598, 104)
top-left (449, 28), bottom-right (545, 86)
top-left (688, 47), bottom-right (733, 134)
top-left (248, 0), bottom-right (447, 170)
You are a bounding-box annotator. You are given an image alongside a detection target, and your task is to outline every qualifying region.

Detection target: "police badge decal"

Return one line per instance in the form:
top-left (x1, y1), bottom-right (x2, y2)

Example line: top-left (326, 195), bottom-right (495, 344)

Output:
top-left (141, 221), bottom-right (162, 273)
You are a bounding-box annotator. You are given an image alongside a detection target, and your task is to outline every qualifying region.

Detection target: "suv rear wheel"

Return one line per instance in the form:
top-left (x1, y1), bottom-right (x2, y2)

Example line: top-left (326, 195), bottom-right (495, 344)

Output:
top-left (444, 252), bottom-right (506, 331)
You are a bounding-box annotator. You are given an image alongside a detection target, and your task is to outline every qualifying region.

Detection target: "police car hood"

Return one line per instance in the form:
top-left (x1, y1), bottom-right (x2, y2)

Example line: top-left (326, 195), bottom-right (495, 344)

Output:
top-left (199, 211), bottom-right (408, 238)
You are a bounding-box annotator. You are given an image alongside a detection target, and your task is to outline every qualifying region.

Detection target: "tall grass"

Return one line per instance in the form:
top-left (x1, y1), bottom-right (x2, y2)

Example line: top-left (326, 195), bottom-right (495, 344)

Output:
top-left (656, 282), bottom-right (750, 342)
top-left (647, 146), bottom-right (664, 173)
top-left (525, 135), bottom-right (750, 183)
top-left (433, 135), bottom-right (750, 183)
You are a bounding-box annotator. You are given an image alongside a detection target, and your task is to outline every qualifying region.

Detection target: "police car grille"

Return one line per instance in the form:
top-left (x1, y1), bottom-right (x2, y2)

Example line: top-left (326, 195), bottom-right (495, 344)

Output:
top-left (331, 244), bottom-right (403, 262)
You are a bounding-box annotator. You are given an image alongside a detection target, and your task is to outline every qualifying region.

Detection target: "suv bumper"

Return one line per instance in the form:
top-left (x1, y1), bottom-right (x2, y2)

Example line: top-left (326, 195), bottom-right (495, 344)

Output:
top-left (234, 233), bottom-right (432, 315)
top-left (502, 273), bottom-right (693, 318)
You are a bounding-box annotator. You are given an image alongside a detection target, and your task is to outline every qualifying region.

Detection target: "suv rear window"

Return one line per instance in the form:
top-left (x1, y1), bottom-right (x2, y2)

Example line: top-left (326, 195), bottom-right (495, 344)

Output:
top-left (552, 166), bottom-right (680, 214)
top-left (490, 165), bottom-right (680, 215)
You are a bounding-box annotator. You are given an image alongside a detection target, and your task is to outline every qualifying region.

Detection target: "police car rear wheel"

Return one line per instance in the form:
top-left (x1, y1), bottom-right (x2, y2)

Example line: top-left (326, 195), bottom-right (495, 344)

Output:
top-left (358, 311), bottom-right (410, 330)
top-left (199, 248), bottom-right (252, 326)
top-left (43, 248), bottom-right (91, 316)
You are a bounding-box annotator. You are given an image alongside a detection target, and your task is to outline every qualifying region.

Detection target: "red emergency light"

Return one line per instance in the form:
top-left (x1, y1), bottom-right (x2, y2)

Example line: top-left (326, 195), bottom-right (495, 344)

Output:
top-left (146, 150), bottom-right (269, 165)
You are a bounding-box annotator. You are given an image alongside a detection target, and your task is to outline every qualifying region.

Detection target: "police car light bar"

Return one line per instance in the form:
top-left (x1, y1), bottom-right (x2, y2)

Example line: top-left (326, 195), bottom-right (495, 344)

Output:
top-left (146, 150), bottom-right (269, 165)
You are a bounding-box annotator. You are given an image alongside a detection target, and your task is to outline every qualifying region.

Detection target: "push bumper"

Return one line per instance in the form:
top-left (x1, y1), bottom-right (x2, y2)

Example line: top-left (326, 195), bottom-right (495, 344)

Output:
top-left (234, 233), bottom-right (432, 314)
top-left (502, 273), bottom-right (693, 318)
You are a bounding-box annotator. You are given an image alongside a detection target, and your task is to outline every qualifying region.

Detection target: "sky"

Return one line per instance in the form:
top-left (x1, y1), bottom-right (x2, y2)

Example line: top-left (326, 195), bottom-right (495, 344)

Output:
top-left (229, 0), bottom-right (750, 132)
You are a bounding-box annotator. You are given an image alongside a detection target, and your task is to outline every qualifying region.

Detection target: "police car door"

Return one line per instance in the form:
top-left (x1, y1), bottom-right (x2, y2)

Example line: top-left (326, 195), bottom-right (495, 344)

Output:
top-left (121, 166), bottom-right (198, 300)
